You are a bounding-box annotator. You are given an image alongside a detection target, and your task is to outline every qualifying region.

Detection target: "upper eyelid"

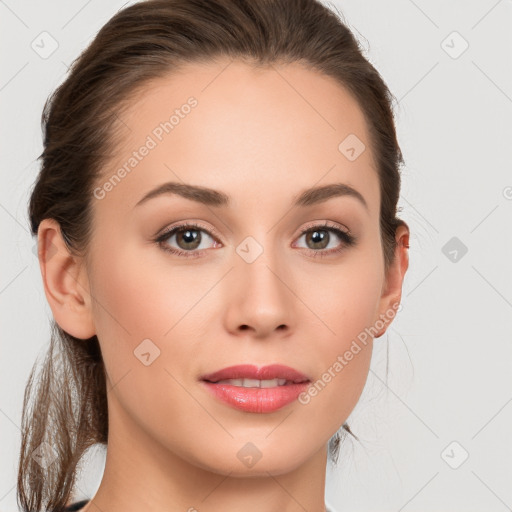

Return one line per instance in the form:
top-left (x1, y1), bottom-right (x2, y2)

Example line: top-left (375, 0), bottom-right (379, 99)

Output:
top-left (157, 220), bottom-right (350, 245)
top-left (157, 221), bottom-right (221, 242)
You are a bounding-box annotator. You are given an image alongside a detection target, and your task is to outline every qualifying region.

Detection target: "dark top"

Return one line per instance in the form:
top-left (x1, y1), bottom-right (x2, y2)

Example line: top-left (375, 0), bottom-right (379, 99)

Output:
top-left (64, 499), bottom-right (335, 511)
top-left (64, 500), bottom-right (89, 511)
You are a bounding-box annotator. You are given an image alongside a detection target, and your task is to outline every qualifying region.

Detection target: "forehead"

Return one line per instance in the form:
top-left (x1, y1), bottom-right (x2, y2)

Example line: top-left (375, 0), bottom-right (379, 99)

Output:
top-left (96, 58), bottom-right (380, 217)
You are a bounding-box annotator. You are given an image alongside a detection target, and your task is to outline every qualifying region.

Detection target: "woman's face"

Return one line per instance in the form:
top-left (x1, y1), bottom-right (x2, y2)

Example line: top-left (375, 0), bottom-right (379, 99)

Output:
top-left (72, 59), bottom-right (406, 475)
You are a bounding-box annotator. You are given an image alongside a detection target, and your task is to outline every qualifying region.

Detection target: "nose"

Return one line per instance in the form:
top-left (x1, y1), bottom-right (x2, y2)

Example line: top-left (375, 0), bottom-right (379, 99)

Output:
top-left (223, 250), bottom-right (294, 340)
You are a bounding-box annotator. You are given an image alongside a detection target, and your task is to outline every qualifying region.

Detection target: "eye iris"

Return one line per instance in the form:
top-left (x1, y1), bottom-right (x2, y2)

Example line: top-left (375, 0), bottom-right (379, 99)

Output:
top-left (307, 229), bottom-right (329, 249)
top-left (177, 228), bottom-right (201, 250)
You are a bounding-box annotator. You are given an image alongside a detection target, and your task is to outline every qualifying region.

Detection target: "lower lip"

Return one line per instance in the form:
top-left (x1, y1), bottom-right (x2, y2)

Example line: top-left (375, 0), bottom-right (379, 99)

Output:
top-left (201, 381), bottom-right (310, 413)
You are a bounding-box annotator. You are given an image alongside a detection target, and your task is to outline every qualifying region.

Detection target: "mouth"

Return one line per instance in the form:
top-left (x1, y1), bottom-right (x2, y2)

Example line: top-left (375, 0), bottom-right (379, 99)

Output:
top-left (203, 377), bottom-right (307, 387)
top-left (199, 364), bottom-right (311, 413)
top-left (200, 363), bottom-right (311, 386)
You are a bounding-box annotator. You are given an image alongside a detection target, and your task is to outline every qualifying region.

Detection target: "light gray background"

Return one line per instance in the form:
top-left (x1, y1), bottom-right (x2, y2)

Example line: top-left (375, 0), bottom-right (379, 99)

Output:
top-left (1, 1), bottom-right (511, 511)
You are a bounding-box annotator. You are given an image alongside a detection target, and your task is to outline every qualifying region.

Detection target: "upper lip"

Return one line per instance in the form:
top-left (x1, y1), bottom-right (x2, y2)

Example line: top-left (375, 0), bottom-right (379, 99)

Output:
top-left (201, 364), bottom-right (310, 383)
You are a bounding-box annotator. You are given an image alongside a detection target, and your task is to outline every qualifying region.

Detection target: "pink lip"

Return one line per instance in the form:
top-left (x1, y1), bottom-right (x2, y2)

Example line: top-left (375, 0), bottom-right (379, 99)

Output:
top-left (200, 364), bottom-right (311, 413)
top-left (200, 364), bottom-right (310, 383)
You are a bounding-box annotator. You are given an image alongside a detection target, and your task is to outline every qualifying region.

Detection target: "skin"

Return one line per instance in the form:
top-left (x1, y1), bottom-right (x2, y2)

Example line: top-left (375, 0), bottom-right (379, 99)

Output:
top-left (38, 58), bottom-right (409, 512)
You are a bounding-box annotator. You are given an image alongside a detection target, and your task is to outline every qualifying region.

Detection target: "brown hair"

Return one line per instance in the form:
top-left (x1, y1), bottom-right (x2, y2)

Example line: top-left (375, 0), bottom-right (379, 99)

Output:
top-left (19, 0), bottom-right (405, 510)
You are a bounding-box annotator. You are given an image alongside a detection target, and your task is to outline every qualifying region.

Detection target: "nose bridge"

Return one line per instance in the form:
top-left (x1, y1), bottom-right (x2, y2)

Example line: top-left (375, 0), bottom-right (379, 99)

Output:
top-left (235, 230), bottom-right (287, 296)
top-left (226, 229), bottom-right (294, 334)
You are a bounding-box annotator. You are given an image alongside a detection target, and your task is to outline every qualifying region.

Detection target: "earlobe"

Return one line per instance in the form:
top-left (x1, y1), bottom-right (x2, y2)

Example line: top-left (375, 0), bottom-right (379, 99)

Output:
top-left (374, 222), bottom-right (410, 338)
top-left (37, 218), bottom-right (96, 340)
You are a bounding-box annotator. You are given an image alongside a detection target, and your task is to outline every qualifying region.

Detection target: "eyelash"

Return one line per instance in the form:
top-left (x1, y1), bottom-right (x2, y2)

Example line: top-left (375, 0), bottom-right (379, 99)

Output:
top-left (154, 221), bottom-right (356, 259)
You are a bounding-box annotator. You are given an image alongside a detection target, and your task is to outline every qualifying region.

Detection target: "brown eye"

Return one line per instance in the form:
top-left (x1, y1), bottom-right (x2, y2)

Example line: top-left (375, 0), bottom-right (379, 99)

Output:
top-left (304, 229), bottom-right (330, 250)
top-left (174, 227), bottom-right (202, 250)
top-left (156, 222), bottom-right (219, 257)
top-left (294, 222), bottom-right (356, 258)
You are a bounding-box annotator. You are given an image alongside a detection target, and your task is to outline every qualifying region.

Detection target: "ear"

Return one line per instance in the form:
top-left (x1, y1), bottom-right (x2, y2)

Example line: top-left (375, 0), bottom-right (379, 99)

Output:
top-left (374, 222), bottom-right (410, 338)
top-left (37, 218), bottom-right (96, 339)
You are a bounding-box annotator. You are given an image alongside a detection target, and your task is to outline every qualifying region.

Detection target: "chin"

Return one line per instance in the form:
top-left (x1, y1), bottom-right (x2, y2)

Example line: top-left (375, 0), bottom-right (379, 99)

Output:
top-left (187, 439), bottom-right (316, 477)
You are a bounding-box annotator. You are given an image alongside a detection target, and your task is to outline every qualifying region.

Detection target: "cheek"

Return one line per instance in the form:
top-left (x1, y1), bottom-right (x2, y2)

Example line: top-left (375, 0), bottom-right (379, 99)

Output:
top-left (87, 241), bottom-right (214, 379)
top-left (301, 247), bottom-right (384, 415)
top-left (87, 247), bottom-right (204, 426)
top-left (304, 245), bottom-right (384, 347)
top-left (89, 237), bottom-right (196, 337)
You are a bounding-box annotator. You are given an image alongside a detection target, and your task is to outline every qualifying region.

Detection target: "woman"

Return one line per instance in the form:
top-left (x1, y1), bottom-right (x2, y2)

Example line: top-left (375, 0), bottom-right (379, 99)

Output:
top-left (18, 0), bottom-right (409, 511)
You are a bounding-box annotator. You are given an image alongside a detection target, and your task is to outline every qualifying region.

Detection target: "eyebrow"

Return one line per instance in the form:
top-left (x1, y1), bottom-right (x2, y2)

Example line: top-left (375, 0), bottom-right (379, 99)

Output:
top-left (134, 181), bottom-right (368, 210)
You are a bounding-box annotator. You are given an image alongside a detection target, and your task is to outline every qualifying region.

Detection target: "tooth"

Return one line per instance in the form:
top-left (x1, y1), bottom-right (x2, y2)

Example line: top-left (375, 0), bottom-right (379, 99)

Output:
top-left (242, 378), bottom-right (261, 388)
top-left (259, 378), bottom-right (280, 388)
top-left (213, 378), bottom-right (290, 387)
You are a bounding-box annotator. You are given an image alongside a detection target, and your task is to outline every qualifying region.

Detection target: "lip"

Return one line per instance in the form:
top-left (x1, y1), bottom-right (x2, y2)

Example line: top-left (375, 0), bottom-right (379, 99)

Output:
top-left (200, 364), bottom-right (311, 413)
top-left (200, 364), bottom-right (310, 383)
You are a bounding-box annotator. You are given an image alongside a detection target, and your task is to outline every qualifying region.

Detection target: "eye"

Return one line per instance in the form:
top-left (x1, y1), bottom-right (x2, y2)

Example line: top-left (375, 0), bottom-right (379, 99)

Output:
top-left (154, 220), bottom-right (356, 259)
top-left (155, 222), bottom-right (220, 258)
top-left (293, 221), bottom-right (356, 258)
